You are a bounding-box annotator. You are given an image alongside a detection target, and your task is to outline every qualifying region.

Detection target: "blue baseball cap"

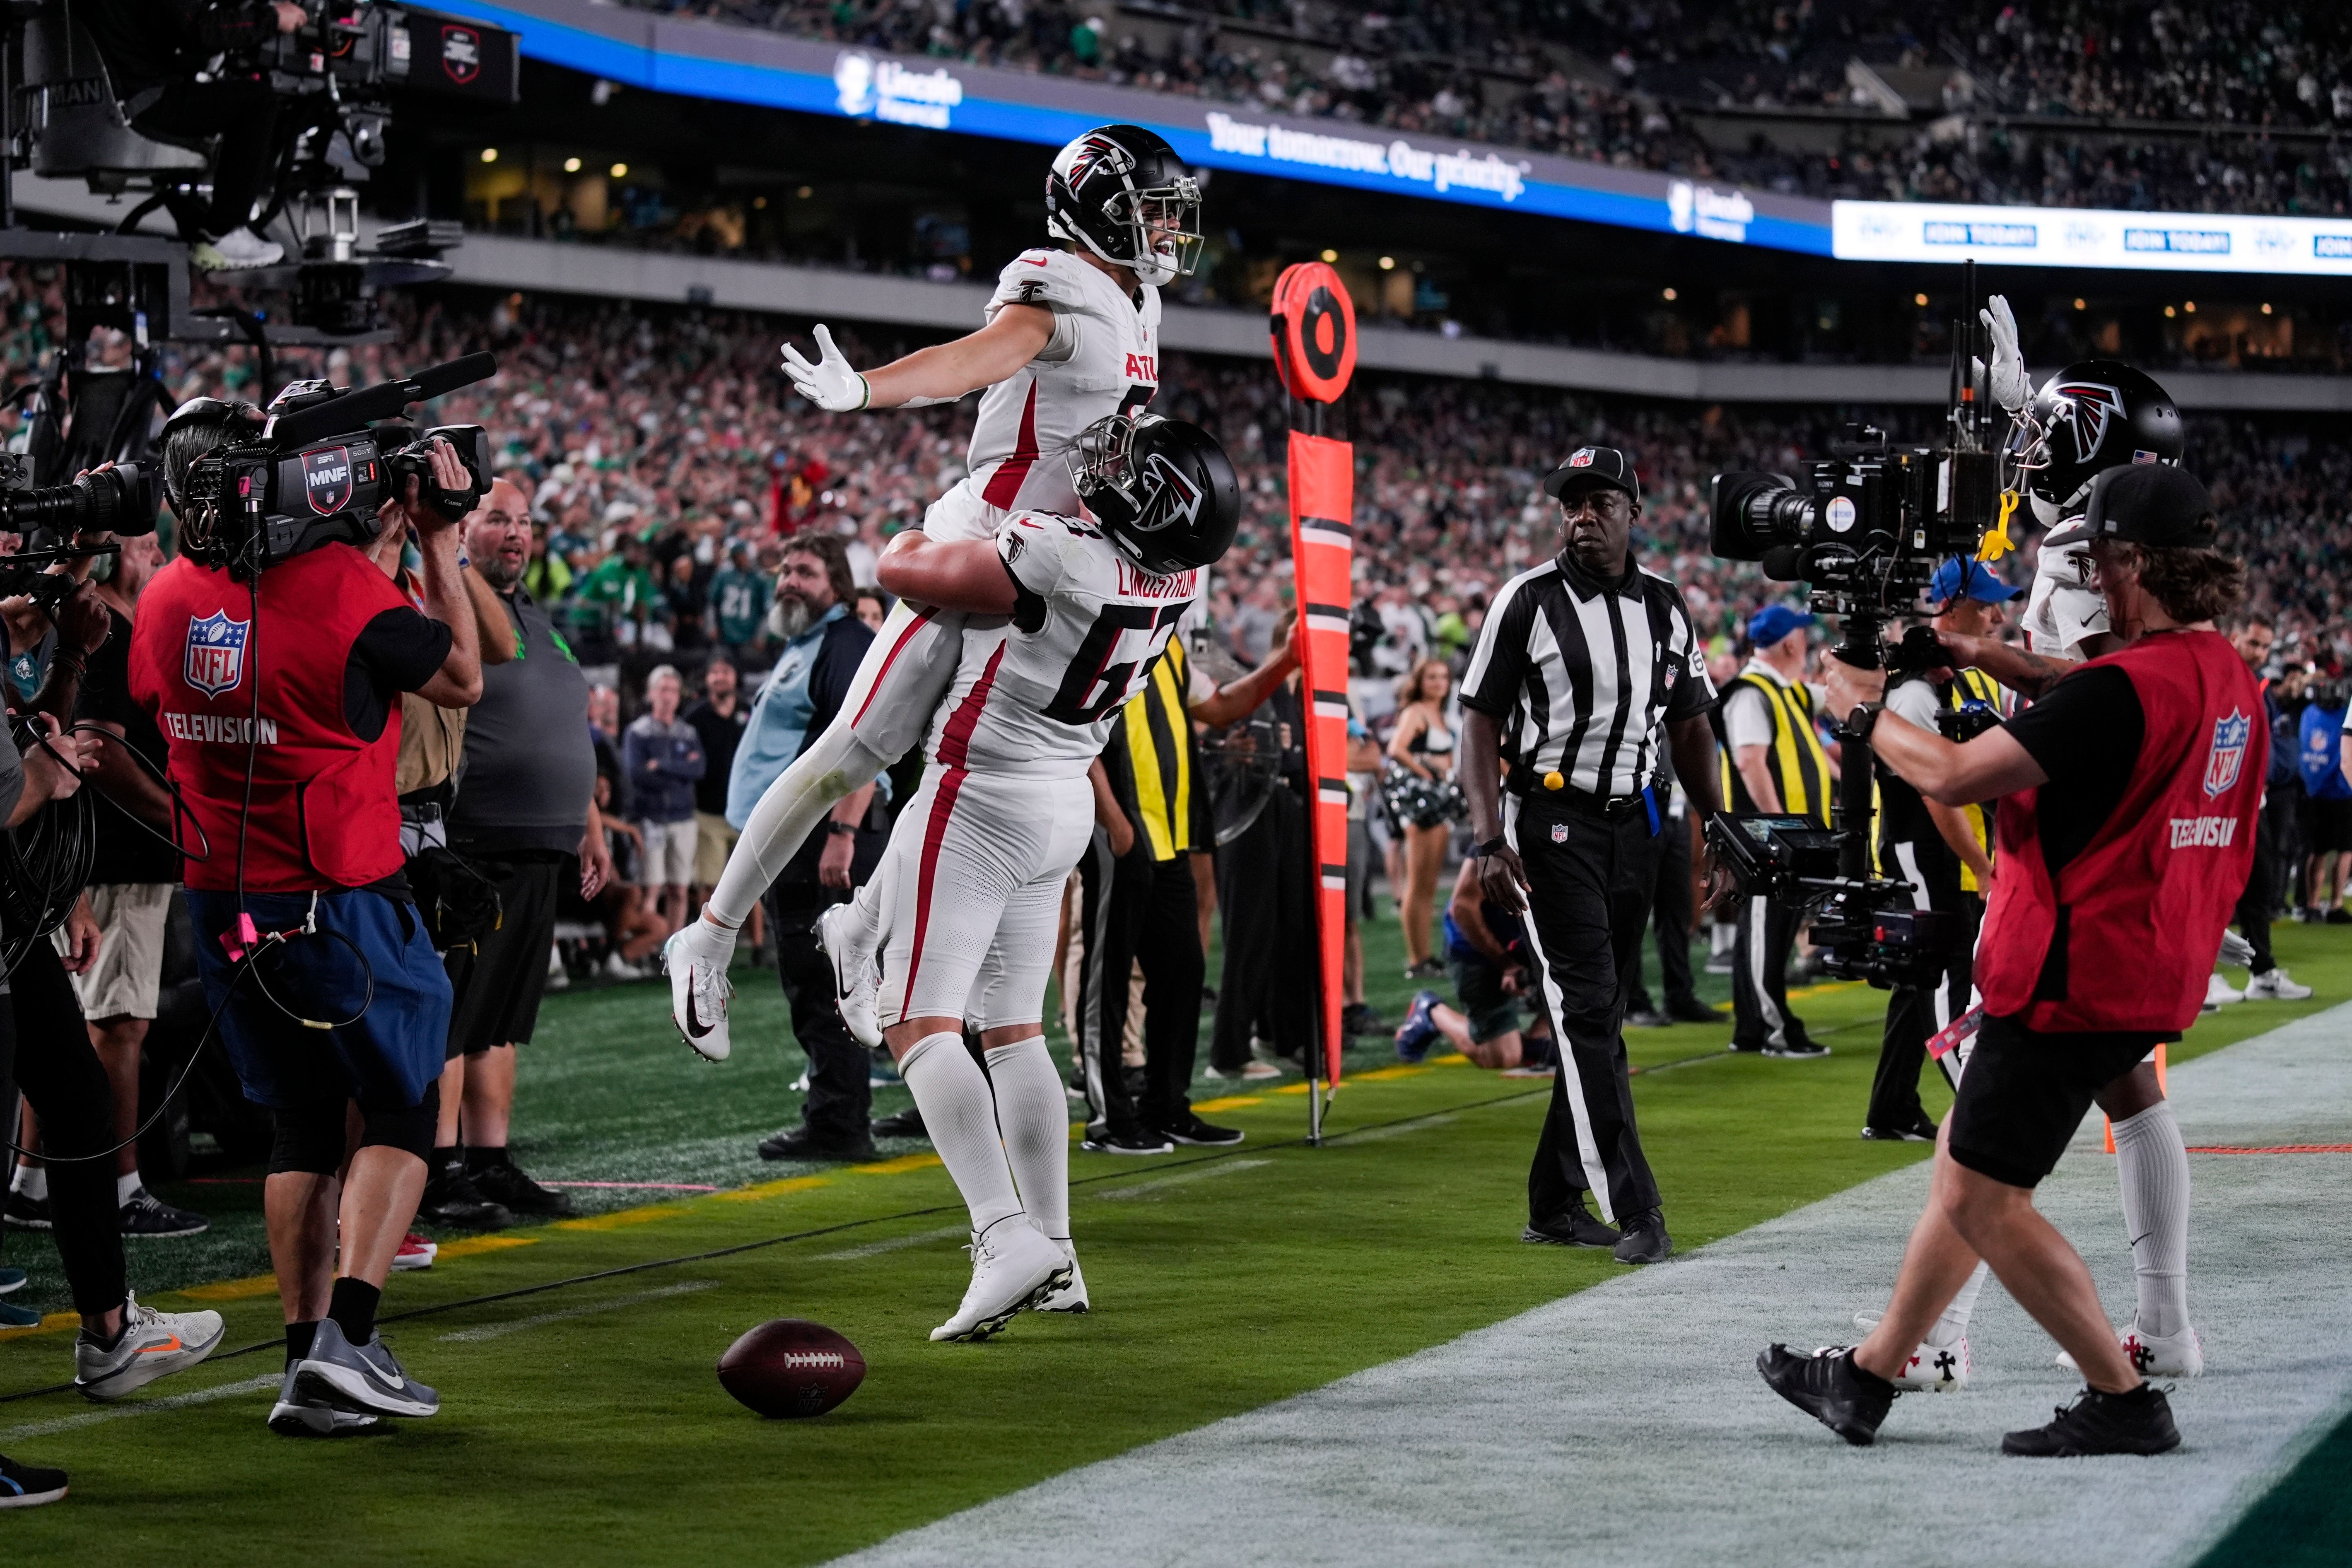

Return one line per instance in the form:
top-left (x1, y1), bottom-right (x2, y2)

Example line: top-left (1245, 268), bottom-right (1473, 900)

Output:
top-left (1926, 558), bottom-right (2022, 608)
top-left (1747, 604), bottom-right (1815, 649)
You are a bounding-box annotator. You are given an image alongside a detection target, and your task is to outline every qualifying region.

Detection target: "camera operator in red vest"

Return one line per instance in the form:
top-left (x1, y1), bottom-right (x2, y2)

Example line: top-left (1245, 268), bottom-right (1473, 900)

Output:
top-left (128, 401), bottom-right (483, 1436)
top-left (1758, 465), bottom-right (2263, 1459)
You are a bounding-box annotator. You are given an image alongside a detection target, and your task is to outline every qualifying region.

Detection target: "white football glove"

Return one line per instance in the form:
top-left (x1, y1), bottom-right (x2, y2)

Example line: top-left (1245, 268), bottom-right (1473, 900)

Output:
top-left (782, 324), bottom-right (869, 412)
top-left (2217, 928), bottom-right (2256, 969)
top-left (1978, 294), bottom-right (2030, 415)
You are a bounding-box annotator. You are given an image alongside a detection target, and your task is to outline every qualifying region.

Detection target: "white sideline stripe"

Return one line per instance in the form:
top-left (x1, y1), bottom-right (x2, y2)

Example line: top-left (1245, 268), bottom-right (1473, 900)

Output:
top-left (1094, 1159), bottom-right (1271, 1200)
top-left (828, 1004), bottom-right (2352, 1568)
top-left (1328, 1113), bottom-right (1459, 1145)
top-left (816, 1225), bottom-right (971, 1261)
top-left (436, 1280), bottom-right (717, 1342)
top-left (0, 1374), bottom-right (279, 1442)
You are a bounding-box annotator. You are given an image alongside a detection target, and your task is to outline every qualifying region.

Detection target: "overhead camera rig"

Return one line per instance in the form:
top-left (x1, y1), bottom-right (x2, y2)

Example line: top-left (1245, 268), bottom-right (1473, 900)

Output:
top-left (0, 0), bottom-right (515, 483)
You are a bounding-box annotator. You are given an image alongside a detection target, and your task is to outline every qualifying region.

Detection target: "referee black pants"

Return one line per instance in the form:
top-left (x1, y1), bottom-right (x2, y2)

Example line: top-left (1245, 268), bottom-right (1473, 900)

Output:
top-left (764, 880), bottom-right (870, 1148)
top-left (1075, 831), bottom-right (1204, 1135)
top-left (1506, 792), bottom-right (1662, 1225)
top-left (1867, 878), bottom-right (1982, 1132)
top-left (1211, 786), bottom-right (1312, 1071)
top-left (1731, 894), bottom-right (1813, 1053)
top-left (3, 944), bottom-right (128, 1317)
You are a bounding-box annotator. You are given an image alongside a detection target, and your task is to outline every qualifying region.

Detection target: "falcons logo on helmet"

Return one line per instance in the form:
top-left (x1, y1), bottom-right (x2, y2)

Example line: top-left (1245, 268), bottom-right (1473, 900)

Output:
top-left (2053, 381), bottom-right (2125, 461)
top-left (1129, 453), bottom-right (1203, 535)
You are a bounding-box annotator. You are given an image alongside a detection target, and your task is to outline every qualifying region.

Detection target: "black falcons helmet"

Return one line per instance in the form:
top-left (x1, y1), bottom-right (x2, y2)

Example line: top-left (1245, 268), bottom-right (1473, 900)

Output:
top-left (1044, 124), bottom-right (1202, 288)
top-left (2013, 359), bottom-right (2183, 525)
top-left (1069, 413), bottom-right (1238, 574)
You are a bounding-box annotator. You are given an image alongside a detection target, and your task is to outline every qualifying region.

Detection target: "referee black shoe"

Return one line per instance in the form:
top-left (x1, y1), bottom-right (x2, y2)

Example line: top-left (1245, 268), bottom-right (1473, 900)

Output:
top-left (1522, 1195), bottom-right (1618, 1247)
top-left (2002, 1383), bottom-right (2181, 1457)
top-left (1860, 1117), bottom-right (1938, 1143)
top-left (1764, 1038), bottom-right (1831, 1059)
top-left (1159, 1115), bottom-right (1243, 1147)
top-left (1757, 1344), bottom-right (1898, 1446)
top-left (1612, 1208), bottom-right (1672, 1264)
top-left (871, 1107), bottom-right (927, 1140)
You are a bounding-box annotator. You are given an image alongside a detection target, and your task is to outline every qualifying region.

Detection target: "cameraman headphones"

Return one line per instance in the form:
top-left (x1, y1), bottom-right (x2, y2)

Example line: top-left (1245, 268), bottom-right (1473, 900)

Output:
top-left (159, 396), bottom-right (265, 509)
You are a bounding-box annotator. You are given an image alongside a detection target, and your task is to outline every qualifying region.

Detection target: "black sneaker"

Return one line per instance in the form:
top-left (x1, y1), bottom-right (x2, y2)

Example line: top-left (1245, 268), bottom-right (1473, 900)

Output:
top-left (1727, 1040), bottom-right (1766, 1055)
top-left (1624, 1008), bottom-right (1670, 1029)
top-left (2, 1192), bottom-right (53, 1231)
top-left (1522, 1195), bottom-right (1619, 1247)
top-left (469, 1159), bottom-right (574, 1215)
top-left (871, 1107), bottom-right (926, 1140)
top-left (416, 1168), bottom-right (512, 1230)
top-left (1158, 1115), bottom-right (1243, 1147)
top-left (1860, 1118), bottom-right (1938, 1143)
top-left (1757, 1344), bottom-right (1898, 1446)
top-left (1764, 1038), bottom-right (1831, 1059)
top-left (118, 1187), bottom-right (209, 1238)
top-left (0, 1450), bottom-right (68, 1508)
top-left (1666, 996), bottom-right (1721, 1024)
top-left (1340, 1003), bottom-right (1386, 1038)
top-left (2002, 1383), bottom-right (2181, 1457)
top-left (755, 1126), bottom-right (878, 1163)
top-left (1613, 1208), bottom-right (1673, 1264)
top-left (1081, 1127), bottom-right (1175, 1155)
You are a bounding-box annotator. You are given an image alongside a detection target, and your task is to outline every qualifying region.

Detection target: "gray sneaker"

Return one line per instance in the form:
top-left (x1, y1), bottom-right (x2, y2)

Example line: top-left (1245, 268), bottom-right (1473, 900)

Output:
top-left (267, 1363), bottom-right (381, 1437)
top-left (73, 1291), bottom-right (224, 1402)
top-left (294, 1318), bottom-right (438, 1418)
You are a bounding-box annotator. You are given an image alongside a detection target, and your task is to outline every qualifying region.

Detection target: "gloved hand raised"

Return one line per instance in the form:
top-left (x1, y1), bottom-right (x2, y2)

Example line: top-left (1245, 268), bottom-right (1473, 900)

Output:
top-left (1976, 294), bottom-right (2031, 415)
top-left (781, 324), bottom-right (869, 413)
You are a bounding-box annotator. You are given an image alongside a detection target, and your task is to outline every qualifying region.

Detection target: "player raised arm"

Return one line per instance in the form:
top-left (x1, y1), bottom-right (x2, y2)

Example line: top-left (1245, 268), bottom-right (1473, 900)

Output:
top-left (874, 531), bottom-right (1018, 616)
top-left (783, 310), bottom-right (1055, 413)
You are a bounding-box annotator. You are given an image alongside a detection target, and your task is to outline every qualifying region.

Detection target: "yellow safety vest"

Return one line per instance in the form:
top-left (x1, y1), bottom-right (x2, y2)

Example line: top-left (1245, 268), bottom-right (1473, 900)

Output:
top-left (1119, 639), bottom-right (1199, 860)
top-left (1719, 668), bottom-right (1833, 826)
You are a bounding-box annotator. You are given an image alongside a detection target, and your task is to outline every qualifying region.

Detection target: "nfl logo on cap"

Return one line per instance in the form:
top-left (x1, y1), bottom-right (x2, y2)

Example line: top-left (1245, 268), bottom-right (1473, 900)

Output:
top-left (184, 611), bottom-right (250, 699)
top-left (2203, 709), bottom-right (2248, 798)
top-left (1568, 449), bottom-right (1596, 468)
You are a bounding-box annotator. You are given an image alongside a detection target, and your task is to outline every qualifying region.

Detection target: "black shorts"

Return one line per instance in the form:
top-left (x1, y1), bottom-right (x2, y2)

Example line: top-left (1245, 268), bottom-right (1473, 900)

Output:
top-left (2301, 796), bottom-right (2352, 855)
top-left (443, 853), bottom-right (570, 1058)
top-left (1945, 1012), bottom-right (2161, 1189)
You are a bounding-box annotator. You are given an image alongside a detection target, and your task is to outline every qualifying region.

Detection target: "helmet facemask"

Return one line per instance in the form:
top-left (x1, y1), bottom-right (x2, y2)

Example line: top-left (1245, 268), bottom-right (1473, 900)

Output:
top-left (1046, 128), bottom-right (1203, 287)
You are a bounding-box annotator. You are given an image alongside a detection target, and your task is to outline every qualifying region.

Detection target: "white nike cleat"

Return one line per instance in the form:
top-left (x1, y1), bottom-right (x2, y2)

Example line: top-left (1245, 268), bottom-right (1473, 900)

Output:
top-left (1035, 1232), bottom-right (1089, 1314)
top-left (1854, 1312), bottom-right (1969, 1392)
top-left (2202, 972), bottom-right (2244, 1010)
top-left (2243, 967), bottom-right (2313, 1001)
top-left (664, 921), bottom-right (736, 1062)
top-left (73, 1292), bottom-right (225, 1402)
top-left (929, 1218), bottom-right (1071, 1343)
top-left (2058, 1320), bottom-right (2204, 1378)
top-left (816, 902), bottom-right (883, 1049)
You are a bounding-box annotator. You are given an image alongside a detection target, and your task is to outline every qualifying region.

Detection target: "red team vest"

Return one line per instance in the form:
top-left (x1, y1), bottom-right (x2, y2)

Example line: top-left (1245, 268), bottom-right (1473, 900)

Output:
top-left (129, 545), bottom-right (410, 893)
top-left (1976, 628), bottom-right (2265, 1034)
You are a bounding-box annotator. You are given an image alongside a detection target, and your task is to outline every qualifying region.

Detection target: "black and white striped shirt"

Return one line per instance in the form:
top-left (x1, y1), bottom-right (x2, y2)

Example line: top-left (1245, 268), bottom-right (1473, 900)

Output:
top-left (1459, 554), bottom-right (1717, 798)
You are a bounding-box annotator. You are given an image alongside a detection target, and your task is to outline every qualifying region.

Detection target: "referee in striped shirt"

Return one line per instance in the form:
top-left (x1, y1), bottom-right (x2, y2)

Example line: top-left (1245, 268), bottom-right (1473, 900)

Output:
top-left (1459, 447), bottom-right (1723, 1265)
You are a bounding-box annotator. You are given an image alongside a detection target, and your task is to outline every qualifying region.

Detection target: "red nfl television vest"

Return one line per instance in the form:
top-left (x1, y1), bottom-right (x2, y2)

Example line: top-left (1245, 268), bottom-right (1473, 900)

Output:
top-left (1976, 628), bottom-right (2265, 1034)
top-left (129, 544), bottom-right (411, 893)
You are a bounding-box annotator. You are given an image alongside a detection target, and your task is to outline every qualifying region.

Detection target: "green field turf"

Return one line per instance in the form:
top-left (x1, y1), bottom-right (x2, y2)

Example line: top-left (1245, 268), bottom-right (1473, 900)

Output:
top-left (2, 912), bottom-right (2344, 1565)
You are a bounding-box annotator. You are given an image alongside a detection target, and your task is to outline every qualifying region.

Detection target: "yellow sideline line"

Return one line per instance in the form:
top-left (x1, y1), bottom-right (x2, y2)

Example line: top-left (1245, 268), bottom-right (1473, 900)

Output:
top-left (1193, 1095), bottom-right (1262, 1113)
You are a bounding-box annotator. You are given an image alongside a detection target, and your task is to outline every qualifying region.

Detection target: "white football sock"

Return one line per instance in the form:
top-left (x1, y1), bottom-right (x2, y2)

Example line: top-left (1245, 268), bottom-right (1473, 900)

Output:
top-left (11, 1163), bottom-right (46, 1202)
top-left (983, 1036), bottom-right (1069, 1241)
top-left (1930, 1259), bottom-right (1990, 1347)
top-left (898, 1032), bottom-right (1022, 1235)
top-left (116, 1171), bottom-right (142, 1206)
top-left (705, 723), bottom-right (892, 929)
top-left (2111, 1099), bottom-right (2191, 1339)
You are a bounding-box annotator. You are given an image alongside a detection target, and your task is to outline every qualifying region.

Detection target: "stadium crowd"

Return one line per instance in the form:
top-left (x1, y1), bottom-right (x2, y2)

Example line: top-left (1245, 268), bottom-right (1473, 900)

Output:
top-left (615, 0), bottom-right (2352, 216)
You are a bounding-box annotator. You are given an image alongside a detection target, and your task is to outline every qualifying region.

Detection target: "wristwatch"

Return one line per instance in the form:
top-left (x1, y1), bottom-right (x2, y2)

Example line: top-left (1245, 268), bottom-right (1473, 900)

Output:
top-left (1471, 835), bottom-right (1510, 859)
top-left (1846, 704), bottom-right (1883, 744)
top-left (825, 820), bottom-right (857, 837)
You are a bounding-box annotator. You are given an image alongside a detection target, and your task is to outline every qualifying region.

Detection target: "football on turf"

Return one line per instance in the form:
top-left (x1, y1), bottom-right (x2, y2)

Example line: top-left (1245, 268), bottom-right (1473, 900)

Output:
top-left (717, 1319), bottom-right (866, 1418)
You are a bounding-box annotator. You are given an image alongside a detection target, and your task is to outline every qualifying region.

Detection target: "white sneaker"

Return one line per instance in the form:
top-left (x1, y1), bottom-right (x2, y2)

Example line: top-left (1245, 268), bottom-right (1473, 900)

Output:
top-left (1853, 1312), bottom-right (1969, 1392)
top-left (2244, 967), bottom-right (2313, 1001)
top-left (73, 1292), bottom-right (225, 1401)
top-left (604, 950), bottom-right (645, 983)
top-left (192, 226), bottom-right (284, 271)
top-left (2058, 1320), bottom-right (2204, 1378)
top-left (663, 921), bottom-right (736, 1062)
top-left (816, 902), bottom-right (882, 1049)
top-left (929, 1218), bottom-right (1070, 1342)
top-left (546, 941), bottom-right (569, 990)
top-left (1035, 1231), bottom-right (1089, 1314)
top-left (2202, 972), bottom-right (2244, 1010)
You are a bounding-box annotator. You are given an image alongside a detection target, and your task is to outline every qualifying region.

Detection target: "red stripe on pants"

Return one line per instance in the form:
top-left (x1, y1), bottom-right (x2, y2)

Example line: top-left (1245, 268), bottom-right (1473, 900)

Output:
top-left (979, 381), bottom-right (1041, 508)
top-left (899, 642), bottom-right (1006, 1010)
top-left (852, 606), bottom-right (939, 727)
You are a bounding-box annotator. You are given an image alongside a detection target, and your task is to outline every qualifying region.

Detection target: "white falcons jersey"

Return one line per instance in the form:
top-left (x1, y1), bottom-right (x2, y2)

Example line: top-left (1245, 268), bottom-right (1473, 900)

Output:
top-left (923, 511), bottom-right (1199, 779)
top-left (957, 249), bottom-right (1160, 518)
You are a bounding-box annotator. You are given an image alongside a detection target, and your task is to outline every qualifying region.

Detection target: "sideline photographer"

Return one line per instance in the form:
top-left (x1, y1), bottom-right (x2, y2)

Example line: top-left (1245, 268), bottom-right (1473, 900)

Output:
top-left (1861, 560), bottom-right (2016, 1143)
top-left (128, 394), bottom-right (484, 1436)
top-left (82, 0), bottom-right (306, 268)
top-left (1761, 464), bottom-right (2262, 1458)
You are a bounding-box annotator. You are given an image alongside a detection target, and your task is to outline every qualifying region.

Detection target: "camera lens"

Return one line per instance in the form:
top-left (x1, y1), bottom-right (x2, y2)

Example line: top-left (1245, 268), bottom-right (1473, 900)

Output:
top-left (1708, 471), bottom-right (1814, 561)
top-left (0, 465), bottom-right (159, 538)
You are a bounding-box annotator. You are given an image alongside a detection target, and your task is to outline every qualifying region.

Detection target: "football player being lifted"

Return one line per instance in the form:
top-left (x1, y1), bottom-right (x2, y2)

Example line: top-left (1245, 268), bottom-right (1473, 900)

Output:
top-left (1855, 341), bottom-right (2216, 1392)
top-left (664, 123), bottom-right (1201, 1058)
top-left (847, 415), bottom-right (1235, 1341)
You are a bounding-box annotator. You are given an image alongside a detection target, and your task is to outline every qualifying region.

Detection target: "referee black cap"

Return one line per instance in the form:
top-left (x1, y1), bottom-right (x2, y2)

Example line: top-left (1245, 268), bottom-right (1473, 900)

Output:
top-left (2084, 463), bottom-right (2217, 548)
top-left (1542, 446), bottom-right (1640, 507)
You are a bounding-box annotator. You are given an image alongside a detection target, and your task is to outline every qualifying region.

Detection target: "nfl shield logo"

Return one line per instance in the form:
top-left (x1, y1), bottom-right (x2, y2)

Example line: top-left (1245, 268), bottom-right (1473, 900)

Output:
top-left (441, 24), bottom-right (482, 84)
top-left (2203, 709), bottom-right (2250, 798)
top-left (185, 611), bottom-right (250, 698)
top-left (1550, 823), bottom-right (1568, 844)
top-left (1568, 448), bottom-right (1595, 468)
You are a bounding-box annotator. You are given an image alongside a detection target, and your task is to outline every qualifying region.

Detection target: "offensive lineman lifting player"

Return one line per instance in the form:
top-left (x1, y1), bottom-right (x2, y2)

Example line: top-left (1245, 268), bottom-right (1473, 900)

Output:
top-left (663, 123), bottom-right (1201, 1053)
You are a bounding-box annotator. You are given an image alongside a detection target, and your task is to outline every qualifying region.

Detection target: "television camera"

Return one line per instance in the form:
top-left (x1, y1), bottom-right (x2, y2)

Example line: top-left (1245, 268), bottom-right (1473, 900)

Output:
top-left (1701, 261), bottom-right (2006, 989)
